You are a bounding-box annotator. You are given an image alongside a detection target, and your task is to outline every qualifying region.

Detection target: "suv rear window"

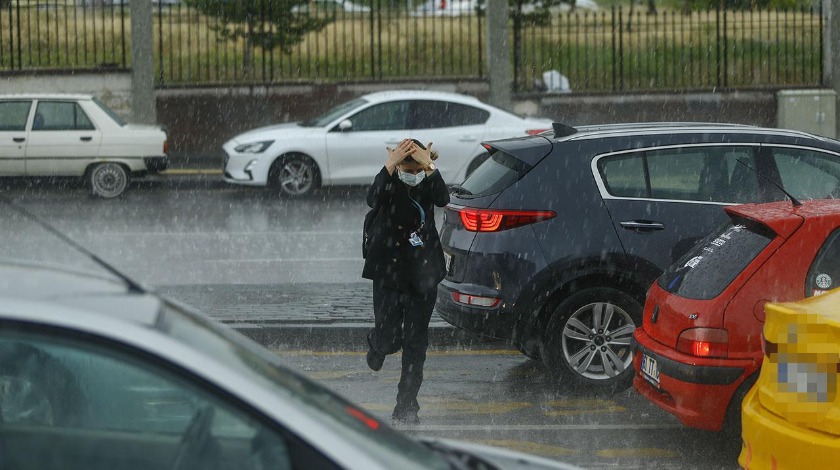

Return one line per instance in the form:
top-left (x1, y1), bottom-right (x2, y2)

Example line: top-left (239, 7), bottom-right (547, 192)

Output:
top-left (458, 150), bottom-right (531, 198)
top-left (658, 218), bottom-right (775, 300)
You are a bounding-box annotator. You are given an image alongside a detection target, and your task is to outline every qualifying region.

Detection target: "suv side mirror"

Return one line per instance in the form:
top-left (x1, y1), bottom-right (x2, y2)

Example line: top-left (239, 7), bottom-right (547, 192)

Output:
top-left (338, 120), bottom-right (353, 132)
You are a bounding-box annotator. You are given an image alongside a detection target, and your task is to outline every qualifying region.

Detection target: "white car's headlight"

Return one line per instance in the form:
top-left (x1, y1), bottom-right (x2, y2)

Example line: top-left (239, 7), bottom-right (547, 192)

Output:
top-left (234, 141), bottom-right (274, 154)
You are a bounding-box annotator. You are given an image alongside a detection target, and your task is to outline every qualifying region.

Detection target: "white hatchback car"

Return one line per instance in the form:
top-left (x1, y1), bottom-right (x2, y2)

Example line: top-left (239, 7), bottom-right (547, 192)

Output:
top-left (222, 90), bottom-right (553, 197)
top-left (0, 94), bottom-right (168, 198)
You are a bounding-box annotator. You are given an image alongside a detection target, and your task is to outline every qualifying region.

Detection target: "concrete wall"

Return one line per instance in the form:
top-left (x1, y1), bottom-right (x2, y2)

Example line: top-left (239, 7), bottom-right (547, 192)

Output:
top-left (156, 83), bottom-right (779, 167)
top-left (0, 72), bottom-right (785, 168)
top-left (0, 70), bottom-right (133, 118)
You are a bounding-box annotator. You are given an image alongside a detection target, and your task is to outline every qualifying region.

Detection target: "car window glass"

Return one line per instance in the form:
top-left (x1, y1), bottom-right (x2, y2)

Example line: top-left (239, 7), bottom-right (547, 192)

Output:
top-left (647, 148), bottom-right (724, 202)
top-left (806, 228), bottom-right (840, 297)
top-left (0, 101), bottom-right (32, 131)
top-left (772, 148), bottom-right (840, 200)
top-left (724, 149), bottom-right (761, 203)
top-left (34, 101), bottom-right (95, 131)
top-left (0, 329), bottom-right (337, 470)
top-left (598, 153), bottom-right (647, 198)
top-left (658, 218), bottom-right (775, 300)
top-left (409, 101), bottom-right (489, 129)
top-left (347, 101), bottom-right (409, 131)
top-left (460, 150), bottom-right (532, 197)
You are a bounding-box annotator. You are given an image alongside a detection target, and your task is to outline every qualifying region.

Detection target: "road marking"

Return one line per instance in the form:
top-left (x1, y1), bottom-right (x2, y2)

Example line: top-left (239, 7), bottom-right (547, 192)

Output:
top-left (471, 439), bottom-right (577, 457)
top-left (160, 169), bottom-right (223, 175)
top-left (274, 349), bottom-right (520, 356)
top-left (402, 423), bottom-right (685, 431)
top-left (361, 397), bottom-right (531, 416)
top-left (596, 448), bottom-right (680, 458)
top-left (542, 399), bottom-right (626, 416)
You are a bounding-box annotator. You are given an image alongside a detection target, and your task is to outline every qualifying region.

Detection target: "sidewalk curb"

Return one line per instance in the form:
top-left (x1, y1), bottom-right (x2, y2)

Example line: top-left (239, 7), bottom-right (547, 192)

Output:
top-left (229, 323), bottom-right (504, 351)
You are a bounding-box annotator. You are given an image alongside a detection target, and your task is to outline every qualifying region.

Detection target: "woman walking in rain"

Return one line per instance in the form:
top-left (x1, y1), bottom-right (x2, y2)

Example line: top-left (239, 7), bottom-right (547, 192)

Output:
top-left (362, 138), bottom-right (449, 425)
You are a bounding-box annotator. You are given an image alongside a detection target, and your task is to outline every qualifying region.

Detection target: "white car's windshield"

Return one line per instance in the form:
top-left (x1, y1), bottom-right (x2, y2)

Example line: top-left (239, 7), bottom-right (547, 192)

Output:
top-left (299, 98), bottom-right (368, 127)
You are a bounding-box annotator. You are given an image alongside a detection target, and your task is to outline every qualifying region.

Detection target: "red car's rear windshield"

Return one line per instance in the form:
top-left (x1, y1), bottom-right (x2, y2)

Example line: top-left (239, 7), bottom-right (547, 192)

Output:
top-left (658, 218), bottom-right (776, 300)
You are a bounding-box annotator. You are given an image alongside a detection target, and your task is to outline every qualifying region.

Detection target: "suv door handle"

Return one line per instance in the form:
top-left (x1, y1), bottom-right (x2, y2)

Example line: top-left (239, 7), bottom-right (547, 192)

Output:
top-left (620, 220), bottom-right (665, 232)
top-left (80, 136), bottom-right (92, 142)
top-left (13, 137), bottom-right (25, 143)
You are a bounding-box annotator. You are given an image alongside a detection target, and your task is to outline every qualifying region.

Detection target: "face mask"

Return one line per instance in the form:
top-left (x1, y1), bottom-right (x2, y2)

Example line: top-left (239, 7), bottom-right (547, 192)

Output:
top-left (398, 170), bottom-right (426, 187)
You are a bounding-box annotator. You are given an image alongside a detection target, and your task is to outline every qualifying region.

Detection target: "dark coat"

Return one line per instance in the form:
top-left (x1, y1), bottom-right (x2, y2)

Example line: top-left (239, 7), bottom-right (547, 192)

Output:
top-left (362, 166), bottom-right (450, 293)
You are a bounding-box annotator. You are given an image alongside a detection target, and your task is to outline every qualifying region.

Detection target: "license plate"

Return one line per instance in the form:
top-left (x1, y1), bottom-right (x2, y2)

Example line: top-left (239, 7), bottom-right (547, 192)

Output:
top-left (443, 252), bottom-right (452, 273)
top-left (640, 354), bottom-right (660, 386)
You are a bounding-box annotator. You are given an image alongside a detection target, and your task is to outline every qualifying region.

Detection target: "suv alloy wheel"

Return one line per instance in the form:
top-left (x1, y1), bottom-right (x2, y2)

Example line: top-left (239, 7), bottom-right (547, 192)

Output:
top-left (540, 287), bottom-right (642, 394)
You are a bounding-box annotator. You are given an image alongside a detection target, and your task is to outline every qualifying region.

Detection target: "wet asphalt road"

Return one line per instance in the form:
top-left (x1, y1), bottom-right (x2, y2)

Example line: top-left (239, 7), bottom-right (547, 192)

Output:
top-left (0, 177), bottom-right (742, 469)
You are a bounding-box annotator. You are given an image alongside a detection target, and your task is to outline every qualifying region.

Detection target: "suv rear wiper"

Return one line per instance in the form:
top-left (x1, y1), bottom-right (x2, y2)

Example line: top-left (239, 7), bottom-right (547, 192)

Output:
top-left (450, 184), bottom-right (473, 196)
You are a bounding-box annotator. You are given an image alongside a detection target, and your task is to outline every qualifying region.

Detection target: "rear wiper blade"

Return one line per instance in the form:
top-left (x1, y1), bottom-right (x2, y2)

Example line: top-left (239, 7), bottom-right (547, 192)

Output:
top-left (450, 184), bottom-right (473, 196)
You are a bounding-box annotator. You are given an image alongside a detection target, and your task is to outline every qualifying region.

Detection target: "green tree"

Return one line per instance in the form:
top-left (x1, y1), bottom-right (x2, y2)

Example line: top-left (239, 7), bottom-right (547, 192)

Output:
top-left (185, 0), bottom-right (333, 70)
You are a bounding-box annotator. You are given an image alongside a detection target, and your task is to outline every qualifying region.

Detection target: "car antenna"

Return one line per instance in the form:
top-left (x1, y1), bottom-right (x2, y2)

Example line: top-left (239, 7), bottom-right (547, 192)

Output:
top-left (0, 195), bottom-right (146, 293)
top-left (552, 122), bottom-right (577, 137)
top-left (735, 159), bottom-right (802, 207)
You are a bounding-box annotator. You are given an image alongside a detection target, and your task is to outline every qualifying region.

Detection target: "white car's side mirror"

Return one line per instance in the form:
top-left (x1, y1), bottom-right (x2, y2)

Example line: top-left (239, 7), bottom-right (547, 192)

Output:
top-left (338, 120), bottom-right (353, 132)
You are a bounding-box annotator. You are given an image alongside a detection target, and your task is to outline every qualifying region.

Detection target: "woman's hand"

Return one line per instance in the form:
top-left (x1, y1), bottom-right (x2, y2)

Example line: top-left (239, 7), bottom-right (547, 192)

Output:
top-left (411, 141), bottom-right (434, 168)
top-left (385, 139), bottom-right (415, 174)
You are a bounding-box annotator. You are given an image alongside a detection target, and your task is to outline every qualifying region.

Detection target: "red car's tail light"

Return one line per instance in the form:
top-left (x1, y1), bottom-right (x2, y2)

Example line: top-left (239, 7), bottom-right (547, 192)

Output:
top-left (453, 207), bottom-right (556, 232)
top-left (677, 328), bottom-right (729, 358)
top-left (452, 291), bottom-right (500, 308)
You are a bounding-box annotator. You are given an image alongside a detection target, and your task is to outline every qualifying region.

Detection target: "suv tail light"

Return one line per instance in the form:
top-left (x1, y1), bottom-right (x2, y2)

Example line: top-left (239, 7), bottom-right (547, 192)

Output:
top-left (677, 328), bottom-right (729, 358)
top-left (452, 206), bottom-right (556, 232)
top-left (163, 140), bottom-right (169, 155)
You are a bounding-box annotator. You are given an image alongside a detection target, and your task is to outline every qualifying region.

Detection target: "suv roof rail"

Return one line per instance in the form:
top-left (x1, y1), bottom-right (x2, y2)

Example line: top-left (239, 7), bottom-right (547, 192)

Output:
top-left (552, 122), bottom-right (578, 137)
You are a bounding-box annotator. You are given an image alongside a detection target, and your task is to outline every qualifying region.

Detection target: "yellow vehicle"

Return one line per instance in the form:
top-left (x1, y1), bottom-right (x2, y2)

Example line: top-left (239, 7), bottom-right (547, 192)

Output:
top-left (740, 288), bottom-right (840, 469)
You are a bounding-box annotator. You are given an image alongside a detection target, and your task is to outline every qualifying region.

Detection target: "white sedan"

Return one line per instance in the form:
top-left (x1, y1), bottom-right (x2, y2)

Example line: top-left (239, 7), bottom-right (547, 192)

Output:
top-left (0, 260), bottom-right (581, 470)
top-left (0, 93), bottom-right (168, 198)
top-left (222, 90), bottom-right (553, 197)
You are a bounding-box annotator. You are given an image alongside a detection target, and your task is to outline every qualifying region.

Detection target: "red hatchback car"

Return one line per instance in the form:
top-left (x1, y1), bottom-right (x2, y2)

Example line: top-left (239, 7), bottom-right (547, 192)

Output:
top-left (632, 198), bottom-right (840, 432)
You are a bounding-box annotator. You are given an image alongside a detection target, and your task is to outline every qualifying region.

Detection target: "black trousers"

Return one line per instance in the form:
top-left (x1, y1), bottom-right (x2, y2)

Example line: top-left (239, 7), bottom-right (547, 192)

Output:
top-left (369, 283), bottom-right (437, 414)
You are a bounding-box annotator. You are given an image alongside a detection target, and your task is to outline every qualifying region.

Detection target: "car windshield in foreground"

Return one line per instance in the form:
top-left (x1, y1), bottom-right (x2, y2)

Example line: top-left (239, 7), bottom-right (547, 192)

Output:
top-left (658, 218), bottom-right (776, 300)
top-left (458, 150), bottom-right (532, 198)
top-left (159, 302), bottom-right (451, 470)
top-left (299, 98), bottom-right (368, 127)
top-left (93, 96), bottom-right (126, 126)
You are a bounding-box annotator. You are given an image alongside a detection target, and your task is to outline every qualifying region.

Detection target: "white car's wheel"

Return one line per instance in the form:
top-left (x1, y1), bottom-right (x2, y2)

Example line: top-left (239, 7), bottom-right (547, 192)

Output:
top-left (269, 154), bottom-right (320, 197)
top-left (89, 162), bottom-right (129, 198)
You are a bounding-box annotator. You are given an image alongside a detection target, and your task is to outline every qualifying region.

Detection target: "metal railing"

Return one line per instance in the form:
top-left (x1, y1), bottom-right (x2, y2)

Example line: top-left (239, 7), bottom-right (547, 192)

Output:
top-left (0, 1), bottom-right (825, 93)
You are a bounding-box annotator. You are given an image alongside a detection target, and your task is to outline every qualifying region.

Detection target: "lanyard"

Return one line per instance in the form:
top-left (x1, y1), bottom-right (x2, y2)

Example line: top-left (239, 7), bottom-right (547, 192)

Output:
top-left (408, 194), bottom-right (425, 229)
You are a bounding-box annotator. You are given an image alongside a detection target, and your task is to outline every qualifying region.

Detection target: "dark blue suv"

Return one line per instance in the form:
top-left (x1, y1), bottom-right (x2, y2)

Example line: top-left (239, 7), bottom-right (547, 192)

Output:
top-left (436, 123), bottom-right (840, 393)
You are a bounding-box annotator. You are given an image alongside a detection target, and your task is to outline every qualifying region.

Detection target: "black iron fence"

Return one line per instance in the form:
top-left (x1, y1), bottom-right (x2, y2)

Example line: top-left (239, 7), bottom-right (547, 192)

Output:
top-left (0, 1), bottom-right (825, 93)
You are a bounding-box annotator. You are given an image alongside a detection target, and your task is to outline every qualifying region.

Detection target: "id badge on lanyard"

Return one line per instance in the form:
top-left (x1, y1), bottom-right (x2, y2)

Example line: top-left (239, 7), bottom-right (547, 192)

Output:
top-left (408, 195), bottom-right (425, 247)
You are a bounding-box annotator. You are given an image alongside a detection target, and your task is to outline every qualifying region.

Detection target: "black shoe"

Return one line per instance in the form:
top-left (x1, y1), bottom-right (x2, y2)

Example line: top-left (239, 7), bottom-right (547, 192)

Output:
top-left (391, 409), bottom-right (420, 425)
top-left (366, 348), bottom-right (384, 371)
top-left (366, 331), bottom-right (384, 371)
